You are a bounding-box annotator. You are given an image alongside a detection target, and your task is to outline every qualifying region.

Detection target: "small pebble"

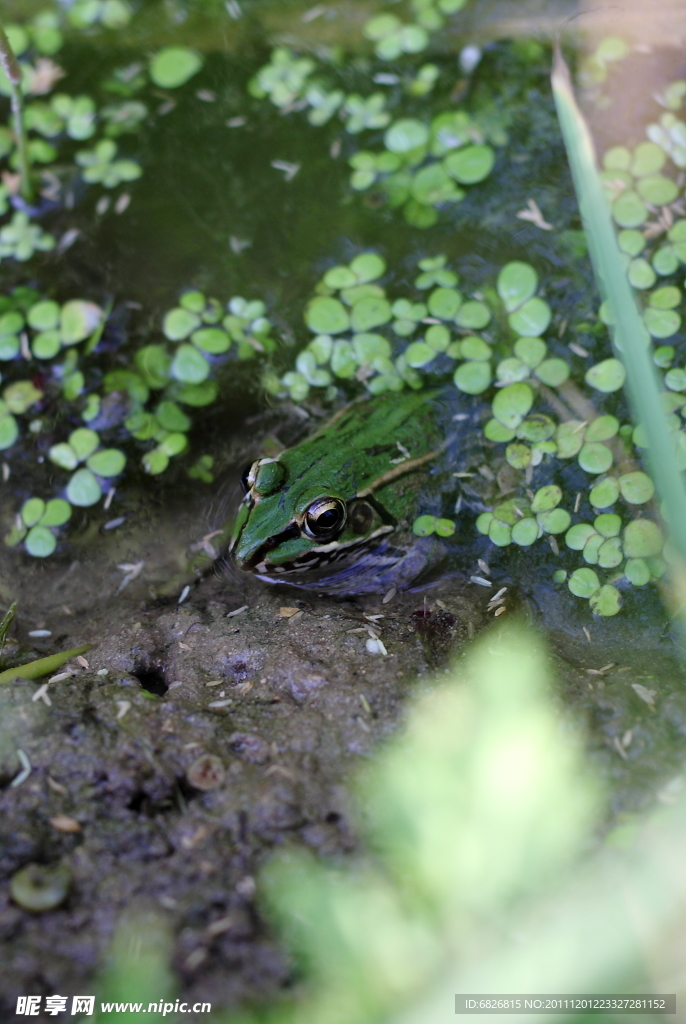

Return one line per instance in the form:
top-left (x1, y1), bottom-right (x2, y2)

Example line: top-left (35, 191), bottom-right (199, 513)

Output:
top-left (10, 863), bottom-right (72, 912)
top-left (187, 754), bottom-right (226, 791)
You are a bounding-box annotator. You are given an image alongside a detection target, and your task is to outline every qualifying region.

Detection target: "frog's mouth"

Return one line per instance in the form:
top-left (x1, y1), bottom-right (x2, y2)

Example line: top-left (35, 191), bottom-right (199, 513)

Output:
top-left (245, 522), bottom-right (395, 577)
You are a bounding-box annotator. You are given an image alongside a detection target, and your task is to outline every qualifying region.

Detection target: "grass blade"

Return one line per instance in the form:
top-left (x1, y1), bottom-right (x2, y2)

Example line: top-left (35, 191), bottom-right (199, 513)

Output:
top-left (551, 45), bottom-right (686, 565)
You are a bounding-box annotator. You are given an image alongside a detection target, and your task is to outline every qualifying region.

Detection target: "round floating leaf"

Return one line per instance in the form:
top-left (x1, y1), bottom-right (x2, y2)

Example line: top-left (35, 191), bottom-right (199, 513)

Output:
top-left (171, 343), bottom-right (211, 384)
top-left (135, 344), bottom-right (172, 388)
top-left (163, 307), bottom-right (201, 341)
top-left (308, 335), bottom-right (333, 364)
top-left (424, 325), bottom-right (450, 352)
top-left (412, 163), bottom-right (459, 205)
top-left (597, 537), bottom-right (623, 568)
top-left (664, 368), bottom-right (686, 391)
top-left (505, 442), bottom-right (531, 468)
top-left (511, 517), bottom-right (539, 546)
top-left (21, 497), bottom-right (46, 527)
top-left (537, 508), bottom-right (571, 534)
top-left (143, 448), bottom-right (169, 475)
top-left (619, 471), bottom-right (655, 504)
top-left (156, 400), bottom-right (191, 432)
top-left (507, 297), bottom-right (551, 337)
top-left (631, 141), bottom-right (665, 177)
top-left (413, 514), bottom-right (437, 537)
top-left (653, 246), bottom-right (679, 276)
top-left (191, 328), bottom-right (230, 354)
top-left (405, 342), bottom-right (435, 367)
top-left (40, 499), bottom-right (71, 527)
top-left (0, 334), bottom-right (19, 360)
top-left (589, 583), bottom-right (621, 616)
top-left (585, 358), bottom-right (626, 392)
top-left (384, 119), bottom-right (429, 153)
top-left (435, 518), bottom-right (456, 537)
top-left (589, 477), bottom-right (619, 508)
top-left (455, 300), bottom-right (490, 330)
top-left (69, 427), bottom-right (99, 461)
top-left (530, 484), bottom-right (562, 513)
top-left (627, 258), bottom-right (656, 290)
top-left (175, 381), bottom-right (218, 406)
top-left (604, 146), bottom-right (630, 170)
top-left (324, 266), bottom-right (357, 289)
top-left (364, 13), bottom-right (400, 39)
top-left (618, 229), bottom-right (646, 256)
top-left (492, 382), bottom-right (534, 429)
top-left (489, 518), bottom-right (511, 546)
top-left (48, 442), bottom-right (78, 470)
top-left (553, 569), bottom-right (567, 583)
top-left (66, 468), bottom-right (101, 507)
top-left (443, 144), bottom-right (495, 183)
top-left (60, 300), bottom-right (102, 346)
top-left (453, 361), bottom-right (491, 394)
top-left (636, 174), bottom-right (678, 205)
top-left (484, 418), bottom-right (515, 442)
top-left (644, 308), bottom-right (681, 338)
top-left (31, 330), bottom-right (61, 359)
top-left (566, 523), bottom-right (598, 550)
top-left (427, 287), bottom-right (462, 319)
top-left (516, 414), bottom-right (555, 443)
top-left (404, 201), bottom-right (438, 228)
top-left (568, 567), bottom-right (601, 598)
top-left (476, 512), bottom-right (493, 534)
top-left (87, 448), bottom-right (126, 477)
top-left (594, 512), bottom-right (622, 538)
top-left (612, 190), bottom-right (648, 228)
top-left (623, 518), bottom-right (663, 558)
top-left (28, 300), bottom-right (60, 331)
top-left (497, 263), bottom-right (538, 313)
top-left (578, 442), bottom-right (613, 474)
top-left (534, 358), bottom-right (569, 387)
top-left (350, 252), bottom-right (386, 283)
top-left (514, 336), bottom-right (546, 368)
top-left (460, 335), bottom-right (491, 360)
top-left (180, 290), bottom-right (205, 313)
top-left (305, 297), bottom-right (350, 335)
top-left (625, 557), bottom-right (650, 586)
top-left (556, 421), bottom-right (581, 458)
top-left (331, 340), bottom-right (357, 378)
top-left (585, 415), bottom-right (619, 442)
top-left (350, 296), bottom-right (392, 332)
top-left (25, 525), bottom-right (56, 558)
top-left (353, 333), bottom-right (391, 363)
top-left (160, 433), bottom-right (188, 457)
top-left (149, 47), bottom-right (203, 89)
top-left (496, 358), bottom-right (529, 384)
top-left (650, 285), bottom-right (681, 310)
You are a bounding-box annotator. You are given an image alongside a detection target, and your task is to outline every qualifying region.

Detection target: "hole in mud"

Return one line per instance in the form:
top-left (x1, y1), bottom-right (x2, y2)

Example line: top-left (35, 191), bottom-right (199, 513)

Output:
top-left (133, 667), bottom-right (168, 696)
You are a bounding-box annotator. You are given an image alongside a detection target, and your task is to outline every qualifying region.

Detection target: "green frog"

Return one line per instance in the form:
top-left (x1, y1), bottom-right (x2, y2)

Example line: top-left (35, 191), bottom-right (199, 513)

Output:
top-left (229, 389), bottom-right (477, 594)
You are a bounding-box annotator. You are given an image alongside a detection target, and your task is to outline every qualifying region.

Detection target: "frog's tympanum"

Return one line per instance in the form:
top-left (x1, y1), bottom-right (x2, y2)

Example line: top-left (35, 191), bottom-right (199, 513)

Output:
top-left (230, 390), bottom-right (471, 594)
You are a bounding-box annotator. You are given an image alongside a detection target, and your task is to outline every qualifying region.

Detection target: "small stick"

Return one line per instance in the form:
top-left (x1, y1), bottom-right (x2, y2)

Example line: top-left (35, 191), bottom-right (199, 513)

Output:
top-left (0, 21), bottom-right (33, 202)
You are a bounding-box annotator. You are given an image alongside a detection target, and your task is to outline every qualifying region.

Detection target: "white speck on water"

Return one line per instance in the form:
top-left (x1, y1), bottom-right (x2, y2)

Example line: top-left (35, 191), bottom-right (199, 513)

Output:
top-left (226, 605), bottom-right (248, 618)
top-left (470, 576), bottom-right (492, 588)
top-left (10, 749), bottom-right (31, 788)
top-left (29, 629), bottom-right (51, 637)
top-left (178, 585), bottom-right (191, 604)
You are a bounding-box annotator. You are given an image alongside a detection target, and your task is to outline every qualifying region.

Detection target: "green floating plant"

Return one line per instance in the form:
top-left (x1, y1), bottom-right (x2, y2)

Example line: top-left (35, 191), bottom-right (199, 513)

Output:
top-left (67, 0), bottom-right (133, 30)
top-left (350, 110), bottom-right (498, 227)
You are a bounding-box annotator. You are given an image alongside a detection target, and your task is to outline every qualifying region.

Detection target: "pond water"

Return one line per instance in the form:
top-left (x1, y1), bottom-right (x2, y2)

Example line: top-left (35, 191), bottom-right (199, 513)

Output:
top-left (1, 0), bottom-right (686, 1017)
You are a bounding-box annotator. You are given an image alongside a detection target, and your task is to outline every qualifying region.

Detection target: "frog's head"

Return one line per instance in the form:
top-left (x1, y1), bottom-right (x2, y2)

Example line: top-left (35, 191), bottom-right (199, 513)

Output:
top-left (229, 454), bottom-right (392, 581)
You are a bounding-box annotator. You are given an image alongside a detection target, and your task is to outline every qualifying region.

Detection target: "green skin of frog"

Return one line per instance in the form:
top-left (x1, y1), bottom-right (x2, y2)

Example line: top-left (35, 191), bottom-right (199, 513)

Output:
top-left (230, 389), bottom-right (474, 595)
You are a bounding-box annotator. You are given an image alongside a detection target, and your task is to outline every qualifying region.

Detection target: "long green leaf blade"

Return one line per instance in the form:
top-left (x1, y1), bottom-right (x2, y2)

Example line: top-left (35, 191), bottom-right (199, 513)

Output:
top-left (551, 45), bottom-right (686, 564)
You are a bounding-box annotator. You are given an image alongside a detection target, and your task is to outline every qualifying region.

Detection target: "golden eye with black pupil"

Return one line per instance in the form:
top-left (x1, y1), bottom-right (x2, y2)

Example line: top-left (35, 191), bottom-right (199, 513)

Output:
top-left (303, 497), bottom-right (347, 540)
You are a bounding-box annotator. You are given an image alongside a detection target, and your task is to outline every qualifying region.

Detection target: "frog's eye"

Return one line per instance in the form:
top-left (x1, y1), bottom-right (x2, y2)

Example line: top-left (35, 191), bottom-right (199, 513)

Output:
top-left (303, 497), bottom-right (347, 540)
top-left (240, 462), bottom-right (257, 495)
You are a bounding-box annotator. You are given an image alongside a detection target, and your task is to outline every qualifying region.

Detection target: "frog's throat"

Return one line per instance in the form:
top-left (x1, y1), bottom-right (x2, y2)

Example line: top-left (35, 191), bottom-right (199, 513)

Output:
top-left (252, 524), bottom-right (395, 576)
